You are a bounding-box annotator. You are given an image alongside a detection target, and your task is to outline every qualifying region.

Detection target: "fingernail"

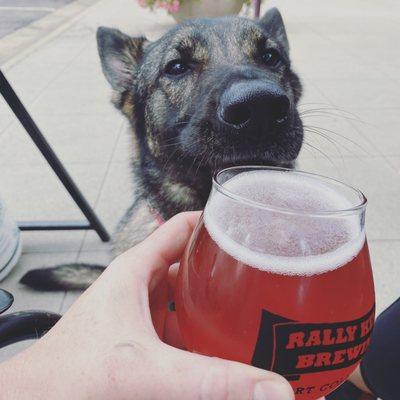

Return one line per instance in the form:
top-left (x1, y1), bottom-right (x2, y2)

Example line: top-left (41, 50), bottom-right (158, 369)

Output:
top-left (253, 380), bottom-right (293, 400)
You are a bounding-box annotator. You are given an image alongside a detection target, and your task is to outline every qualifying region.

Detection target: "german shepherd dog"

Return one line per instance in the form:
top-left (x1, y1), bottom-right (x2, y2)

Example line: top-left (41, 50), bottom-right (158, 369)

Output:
top-left (21, 8), bottom-right (303, 290)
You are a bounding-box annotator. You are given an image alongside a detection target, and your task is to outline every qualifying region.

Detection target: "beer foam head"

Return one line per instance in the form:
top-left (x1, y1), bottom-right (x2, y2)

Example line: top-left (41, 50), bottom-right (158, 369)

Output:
top-left (204, 170), bottom-right (365, 275)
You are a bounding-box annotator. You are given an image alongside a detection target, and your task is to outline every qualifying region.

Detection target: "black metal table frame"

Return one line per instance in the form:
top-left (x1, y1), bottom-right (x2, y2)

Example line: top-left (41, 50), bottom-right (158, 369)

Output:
top-left (254, 0), bottom-right (261, 18)
top-left (0, 69), bottom-right (110, 242)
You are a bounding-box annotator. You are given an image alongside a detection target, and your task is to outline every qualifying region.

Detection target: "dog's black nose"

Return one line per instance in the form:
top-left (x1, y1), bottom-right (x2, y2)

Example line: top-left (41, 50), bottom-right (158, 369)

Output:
top-left (218, 80), bottom-right (289, 130)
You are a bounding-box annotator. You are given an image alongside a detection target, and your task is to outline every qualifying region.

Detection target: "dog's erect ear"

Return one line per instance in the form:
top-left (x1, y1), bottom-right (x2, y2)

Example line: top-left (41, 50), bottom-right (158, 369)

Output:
top-left (259, 8), bottom-right (289, 52)
top-left (97, 27), bottom-right (147, 92)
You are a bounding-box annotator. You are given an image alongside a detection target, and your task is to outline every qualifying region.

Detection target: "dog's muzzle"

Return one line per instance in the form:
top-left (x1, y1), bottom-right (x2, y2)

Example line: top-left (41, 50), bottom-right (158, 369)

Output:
top-left (218, 80), bottom-right (289, 132)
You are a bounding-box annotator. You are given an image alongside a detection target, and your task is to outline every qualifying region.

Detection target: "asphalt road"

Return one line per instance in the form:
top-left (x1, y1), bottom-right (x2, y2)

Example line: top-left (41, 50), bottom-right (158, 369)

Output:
top-left (0, 0), bottom-right (75, 38)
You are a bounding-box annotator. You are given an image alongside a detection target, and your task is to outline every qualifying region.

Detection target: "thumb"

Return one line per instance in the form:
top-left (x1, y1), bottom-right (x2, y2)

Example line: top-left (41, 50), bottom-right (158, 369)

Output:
top-left (154, 345), bottom-right (294, 400)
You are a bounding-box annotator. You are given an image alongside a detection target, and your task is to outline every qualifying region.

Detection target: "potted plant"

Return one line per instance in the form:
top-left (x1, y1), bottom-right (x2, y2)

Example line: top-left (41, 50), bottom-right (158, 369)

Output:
top-left (138, 0), bottom-right (253, 22)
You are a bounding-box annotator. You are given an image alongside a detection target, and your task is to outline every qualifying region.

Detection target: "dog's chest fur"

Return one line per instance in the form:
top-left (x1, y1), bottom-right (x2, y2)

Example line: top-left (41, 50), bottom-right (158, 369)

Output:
top-left (112, 197), bottom-right (160, 256)
top-left (111, 157), bottom-right (206, 256)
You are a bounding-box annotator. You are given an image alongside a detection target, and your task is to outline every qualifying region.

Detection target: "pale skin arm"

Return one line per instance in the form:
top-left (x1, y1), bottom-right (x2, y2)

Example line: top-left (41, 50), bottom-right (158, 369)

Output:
top-left (0, 212), bottom-right (294, 400)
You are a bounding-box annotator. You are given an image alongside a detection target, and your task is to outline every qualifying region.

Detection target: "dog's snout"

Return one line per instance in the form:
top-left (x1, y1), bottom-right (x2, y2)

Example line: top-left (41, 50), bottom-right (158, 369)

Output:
top-left (218, 80), bottom-right (290, 130)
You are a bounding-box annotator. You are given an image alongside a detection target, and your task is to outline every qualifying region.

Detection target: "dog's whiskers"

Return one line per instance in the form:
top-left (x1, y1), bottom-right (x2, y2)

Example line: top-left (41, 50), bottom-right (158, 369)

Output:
top-left (173, 121), bottom-right (190, 127)
top-left (161, 142), bottom-right (181, 148)
top-left (190, 152), bottom-right (201, 174)
top-left (195, 151), bottom-right (207, 177)
top-left (304, 124), bottom-right (369, 155)
top-left (303, 126), bottom-right (370, 161)
top-left (299, 103), bottom-right (358, 117)
top-left (302, 141), bottom-right (337, 167)
top-left (162, 146), bottom-right (180, 172)
top-left (162, 136), bottom-right (204, 174)
top-left (299, 107), bottom-right (365, 125)
top-left (161, 135), bottom-right (203, 149)
top-left (303, 128), bottom-right (345, 163)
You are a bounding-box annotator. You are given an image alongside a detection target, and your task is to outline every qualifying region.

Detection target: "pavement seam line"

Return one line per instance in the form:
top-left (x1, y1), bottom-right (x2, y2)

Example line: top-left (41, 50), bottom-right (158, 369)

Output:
top-left (0, 6), bottom-right (57, 12)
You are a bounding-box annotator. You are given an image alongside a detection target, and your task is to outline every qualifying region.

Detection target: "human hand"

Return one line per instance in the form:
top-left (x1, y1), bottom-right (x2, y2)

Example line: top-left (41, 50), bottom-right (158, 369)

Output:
top-left (0, 212), bottom-right (294, 400)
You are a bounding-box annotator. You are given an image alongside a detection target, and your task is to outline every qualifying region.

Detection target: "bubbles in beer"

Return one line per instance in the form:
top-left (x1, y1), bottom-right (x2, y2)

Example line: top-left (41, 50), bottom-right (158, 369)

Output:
top-left (205, 170), bottom-right (365, 275)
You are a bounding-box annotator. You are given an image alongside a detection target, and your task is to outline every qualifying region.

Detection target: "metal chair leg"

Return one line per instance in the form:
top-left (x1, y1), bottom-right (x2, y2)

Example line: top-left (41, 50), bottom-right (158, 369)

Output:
top-left (0, 70), bottom-right (110, 242)
top-left (254, 0), bottom-right (261, 18)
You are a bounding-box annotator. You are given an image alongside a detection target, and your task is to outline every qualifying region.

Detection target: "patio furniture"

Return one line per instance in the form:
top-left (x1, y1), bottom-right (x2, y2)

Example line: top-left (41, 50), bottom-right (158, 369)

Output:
top-left (0, 70), bottom-right (110, 242)
top-left (0, 289), bottom-right (12, 315)
top-left (254, 0), bottom-right (261, 18)
top-left (0, 288), bottom-right (60, 348)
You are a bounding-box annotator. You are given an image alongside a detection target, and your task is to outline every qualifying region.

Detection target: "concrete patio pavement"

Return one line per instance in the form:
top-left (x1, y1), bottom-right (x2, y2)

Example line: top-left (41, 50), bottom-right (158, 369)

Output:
top-left (0, 0), bottom-right (77, 39)
top-left (1, 0), bottom-right (400, 361)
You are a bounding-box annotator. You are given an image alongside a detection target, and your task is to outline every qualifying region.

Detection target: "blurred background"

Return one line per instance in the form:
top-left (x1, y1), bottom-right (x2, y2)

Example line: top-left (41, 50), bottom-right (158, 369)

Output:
top-left (0, 0), bottom-right (399, 361)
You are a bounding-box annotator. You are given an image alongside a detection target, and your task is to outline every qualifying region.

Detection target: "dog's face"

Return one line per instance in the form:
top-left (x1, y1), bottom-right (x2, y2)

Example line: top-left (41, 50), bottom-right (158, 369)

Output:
top-left (98, 8), bottom-right (303, 173)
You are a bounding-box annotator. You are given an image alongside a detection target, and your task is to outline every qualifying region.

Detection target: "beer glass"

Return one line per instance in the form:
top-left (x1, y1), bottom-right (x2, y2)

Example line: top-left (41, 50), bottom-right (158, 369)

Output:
top-left (176, 166), bottom-right (374, 400)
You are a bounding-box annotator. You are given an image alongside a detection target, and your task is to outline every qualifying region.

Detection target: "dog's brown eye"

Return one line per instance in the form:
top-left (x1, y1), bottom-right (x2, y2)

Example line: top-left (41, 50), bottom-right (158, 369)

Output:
top-left (165, 60), bottom-right (190, 76)
top-left (261, 49), bottom-right (282, 68)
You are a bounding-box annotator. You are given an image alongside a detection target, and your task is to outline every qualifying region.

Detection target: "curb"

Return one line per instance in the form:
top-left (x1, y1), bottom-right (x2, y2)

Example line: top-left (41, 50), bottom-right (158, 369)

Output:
top-left (0, 0), bottom-right (102, 70)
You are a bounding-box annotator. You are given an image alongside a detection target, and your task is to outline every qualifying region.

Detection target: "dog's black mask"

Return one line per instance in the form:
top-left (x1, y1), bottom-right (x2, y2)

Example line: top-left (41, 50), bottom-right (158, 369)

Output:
top-left (97, 8), bottom-right (303, 175)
